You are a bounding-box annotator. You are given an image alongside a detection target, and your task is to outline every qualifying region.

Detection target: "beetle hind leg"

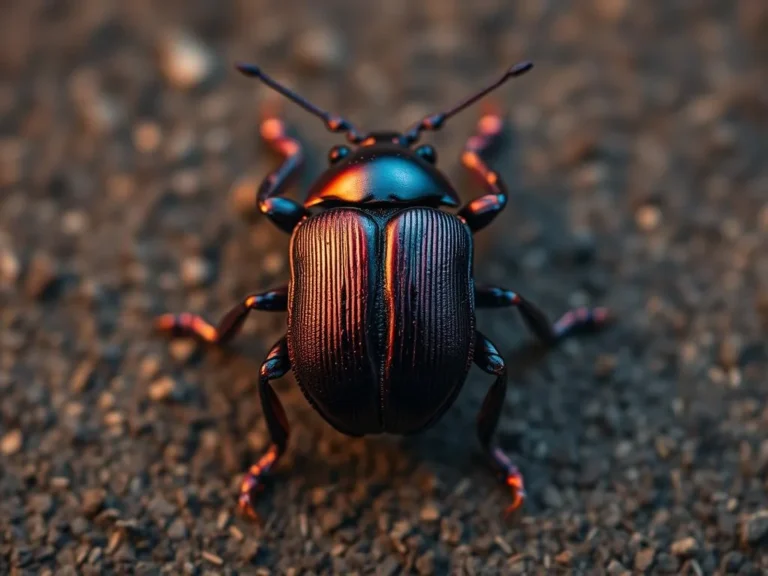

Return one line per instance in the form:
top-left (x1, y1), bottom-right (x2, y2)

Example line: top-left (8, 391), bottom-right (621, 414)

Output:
top-left (154, 286), bottom-right (287, 346)
top-left (456, 109), bottom-right (509, 233)
top-left (475, 285), bottom-right (612, 346)
top-left (252, 114), bottom-right (310, 234)
top-left (474, 330), bottom-right (526, 516)
top-left (238, 336), bottom-right (292, 520)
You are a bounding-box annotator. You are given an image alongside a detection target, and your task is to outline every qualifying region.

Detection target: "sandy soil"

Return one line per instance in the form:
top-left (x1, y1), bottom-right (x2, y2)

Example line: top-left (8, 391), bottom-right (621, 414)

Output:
top-left (1, 1), bottom-right (768, 574)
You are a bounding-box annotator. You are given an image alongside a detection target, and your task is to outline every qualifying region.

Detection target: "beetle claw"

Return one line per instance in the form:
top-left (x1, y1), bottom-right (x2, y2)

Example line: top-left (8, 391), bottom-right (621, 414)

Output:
top-left (503, 470), bottom-right (526, 517)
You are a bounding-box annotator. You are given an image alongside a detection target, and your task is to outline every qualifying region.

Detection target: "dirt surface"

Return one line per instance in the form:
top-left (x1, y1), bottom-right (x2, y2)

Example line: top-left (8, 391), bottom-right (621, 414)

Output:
top-left (2, 1), bottom-right (768, 574)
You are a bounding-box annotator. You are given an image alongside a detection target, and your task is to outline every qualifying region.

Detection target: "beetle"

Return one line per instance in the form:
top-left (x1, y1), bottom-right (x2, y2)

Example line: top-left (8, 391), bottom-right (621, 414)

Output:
top-left (154, 60), bottom-right (612, 519)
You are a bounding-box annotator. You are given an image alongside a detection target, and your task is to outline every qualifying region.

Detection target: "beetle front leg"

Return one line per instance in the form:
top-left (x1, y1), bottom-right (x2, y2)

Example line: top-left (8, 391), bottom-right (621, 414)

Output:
top-left (474, 330), bottom-right (525, 516)
top-left (238, 336), bottom-right (291, 520)
top-left (154, 286), bottom-right (287, 346)
top-left (253, 115), bottom-right (310, 234)
top-left (475, 286), bottom-right (612, 346)
top-left (456, 111), bottom-right (508, 233)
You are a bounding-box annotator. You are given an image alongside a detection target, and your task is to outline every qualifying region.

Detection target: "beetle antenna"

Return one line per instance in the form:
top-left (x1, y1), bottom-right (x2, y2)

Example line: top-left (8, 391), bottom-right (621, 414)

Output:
top-left (236, 63), bottom-right (367, 144)
top-left (399, 61), bottom-right (533, 146)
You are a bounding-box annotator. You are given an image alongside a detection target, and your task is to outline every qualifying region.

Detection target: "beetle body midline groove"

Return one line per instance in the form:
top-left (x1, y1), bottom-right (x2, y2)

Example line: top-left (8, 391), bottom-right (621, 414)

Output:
top-left (286, 205), bottom-right (475, 437)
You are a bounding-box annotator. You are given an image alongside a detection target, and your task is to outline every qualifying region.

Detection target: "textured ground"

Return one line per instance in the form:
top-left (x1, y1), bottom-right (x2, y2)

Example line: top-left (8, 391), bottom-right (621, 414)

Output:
top-left (2, 1), bottom-right (768, 574)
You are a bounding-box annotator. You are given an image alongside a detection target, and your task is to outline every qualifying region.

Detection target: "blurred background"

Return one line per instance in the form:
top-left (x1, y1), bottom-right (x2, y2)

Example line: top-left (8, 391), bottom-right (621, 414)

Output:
top-left (1, 0), bottom-right (768, 574)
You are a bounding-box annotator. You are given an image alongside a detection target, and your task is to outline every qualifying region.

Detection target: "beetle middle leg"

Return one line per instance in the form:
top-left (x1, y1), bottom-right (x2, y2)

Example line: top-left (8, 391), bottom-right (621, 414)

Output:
top-left (473, 330), bottom-right (526, 516)
top-left (238, 336), bottom-right (292, 519)
top-left (253, 115), bottom-right (310, 234)
top-left (456, 110), bottom-right (508, 233)
top-left (475, 286), bottom-right (612, 346)
top-left (154, 286), bottom-right (287, 345)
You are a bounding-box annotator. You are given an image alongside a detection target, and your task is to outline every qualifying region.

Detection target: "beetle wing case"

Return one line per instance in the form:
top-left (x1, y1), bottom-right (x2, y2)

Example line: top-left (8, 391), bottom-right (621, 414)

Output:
top-left (286, 206), bottom-right (475, 437)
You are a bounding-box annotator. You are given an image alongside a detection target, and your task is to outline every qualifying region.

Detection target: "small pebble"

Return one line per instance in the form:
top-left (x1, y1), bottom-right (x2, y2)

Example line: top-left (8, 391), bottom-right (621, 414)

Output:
top-left (159, 30), bottom-right (216, 90)
top-left (555, 550), bottom-right (573, 565)
top-left (81, 489), bottom-right (106, 517)
top-left (149, 376), bottom-right (178, 402)
top-left (419, 502), bottom-right (440, 522)
top-left (0, 247), bottom-right (20, 286)
top-left (636, 205), bottom-right (662, 232)
top-left (1, 429), bottom-right (22, 455)
top-left (671, 537), bottom-right (699, 558)
top-left (24, 251), bottom-right (58, 299)
top-left (181, 256), bottom-right (212, 288)
top-left (167, 517), bottom-right (187, 541)
top-left (133, 122), bottom-right (162, 154)
top-left (635, 548), bottom-right (656, 572)
top-left (202, 551), bottom-right (223, 566)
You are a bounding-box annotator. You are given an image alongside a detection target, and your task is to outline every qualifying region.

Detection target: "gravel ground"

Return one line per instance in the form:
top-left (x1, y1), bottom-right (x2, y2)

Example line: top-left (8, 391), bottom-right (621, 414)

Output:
top-left (2, 1), bottom-right (768, 574)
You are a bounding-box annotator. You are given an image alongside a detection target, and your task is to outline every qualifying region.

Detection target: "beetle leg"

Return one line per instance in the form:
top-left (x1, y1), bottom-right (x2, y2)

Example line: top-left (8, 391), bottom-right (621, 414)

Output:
top-left (239, 336), bottom-right (291, 520)
top-left (474, 330), bottom-right (525, 516)
top-left (254, 115), bottom-right (310, 234)
top-left (456, 111), bottom-right (508, 233)
top-left (154, 286), bottom-right (287, 346)
top-left (475, 286), bottom-right (612, 346)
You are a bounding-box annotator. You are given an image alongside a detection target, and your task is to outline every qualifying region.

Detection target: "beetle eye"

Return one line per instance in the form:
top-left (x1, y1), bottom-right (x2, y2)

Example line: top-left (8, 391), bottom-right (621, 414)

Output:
top-left (329, 145), bottom-right (351, 164)
top-left (415, 145), bottom-right (437, 164)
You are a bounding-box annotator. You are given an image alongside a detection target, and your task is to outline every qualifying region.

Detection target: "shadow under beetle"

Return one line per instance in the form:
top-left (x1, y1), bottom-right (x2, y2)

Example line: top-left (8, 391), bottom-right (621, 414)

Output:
top-left (155, 60), bottom-right (612, 519)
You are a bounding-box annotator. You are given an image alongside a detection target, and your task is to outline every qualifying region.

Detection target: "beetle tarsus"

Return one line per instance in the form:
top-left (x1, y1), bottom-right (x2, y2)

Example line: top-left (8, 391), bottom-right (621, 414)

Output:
top-left (457, 111), bottom-right (509, 233)
top-left (475, 286), bottom-right (612, 346)
top-left (473, 331), bottom-right (526, 516)
top-left (238, 337), bottom-right (291, 520)
top-left (154, 287), bottom-right (288, 346)
top-left (255, 116), bottom-right (310, 234)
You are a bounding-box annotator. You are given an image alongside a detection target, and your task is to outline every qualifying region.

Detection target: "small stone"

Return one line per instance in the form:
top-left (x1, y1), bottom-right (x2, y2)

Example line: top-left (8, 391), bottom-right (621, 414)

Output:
top-left (1, 429), bottom-right (22, 455)
top-left (181, 256), bottom-right (212, 288)
top-left (202, 551), bottom-right (223, 566)
top-left (719, 334), bottom-right (742, 369)
top-left (149, 376), bottom-right (177, 402)
top-left (24, 251), bottom-right (58, 299)
top-left (169, 340), bottom-right (196, 363)
top-left (61, 210), bottom-right (88, 235)
top-left (240, 538), bottom-right (260, 562)
top-left (167, 518), bottom-right (187, 541)
top-left (81, 489), bottom-right (106, 517)
top-left (555, 550), bottom-right (573, 565)
top-left (742, 510), bottom-right (768, 547)
top-left (171, 169), bottom-right (202, 198)
top-left (671, 537), bottom-right (698, 558)
top-left (320, 509), bottom-right (343, 533)
top-left (415, 549), bottom-right (435, 575)
top-left (634, 547), bottom-right (656, 571)
top-left (69, 360), bottom-right (96, 394)
top-left (294, 26), bottom-right (344, 71)
top-left (159, 30), bottom-right (216, 90)
top-left (419, 502), bottom-right (440, 522)
top-left (0, 247), bottom-right (20, 287)
top-left (133, 122), bottom-right (162, 154)
top-left (51, 477), bottom-right (70, 490)
top-left (636, 205), bottom-right (661, 232)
